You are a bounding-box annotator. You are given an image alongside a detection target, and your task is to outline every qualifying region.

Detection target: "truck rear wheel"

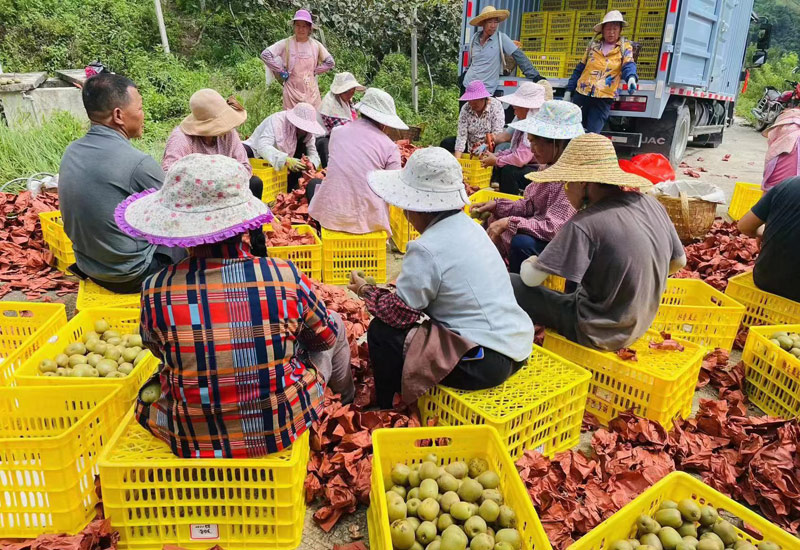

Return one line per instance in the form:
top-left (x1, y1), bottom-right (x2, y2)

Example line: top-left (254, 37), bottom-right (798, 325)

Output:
top-left (669, 105), bottom-right (691, 165)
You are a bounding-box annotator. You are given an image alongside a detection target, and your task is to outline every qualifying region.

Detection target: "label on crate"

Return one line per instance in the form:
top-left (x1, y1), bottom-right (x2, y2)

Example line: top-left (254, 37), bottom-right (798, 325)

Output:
top-left (536, 444), bottom-right (545, 454)
top-left (190, 524), bottom-right (220, 540)
top-left (593, 387), bottom-right (615, 403)
top-left (682, 324), bottom-right (694, 333)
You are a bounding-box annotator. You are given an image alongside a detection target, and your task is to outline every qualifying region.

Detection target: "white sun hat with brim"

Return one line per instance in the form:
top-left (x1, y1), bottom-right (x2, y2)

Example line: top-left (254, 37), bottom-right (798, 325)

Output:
top-left (286, 102), bottom-right (326, 135)
top-left (499, 82), bottom-right (546, 110)
top-left (356, 88), bottom-right (409, 130)
top-left (509, 100), bottom-right (585, 140)
top-left (593, 10), bottom-right (628, 33)
top-left (330, 72), bottom-right (366, 95)
top-left (368, 147), bottom-right (469, 212)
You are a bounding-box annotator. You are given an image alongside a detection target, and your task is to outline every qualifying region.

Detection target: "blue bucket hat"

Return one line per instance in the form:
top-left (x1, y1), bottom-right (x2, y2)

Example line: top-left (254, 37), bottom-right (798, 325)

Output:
top-left (509, 100), bottom-right (585, 140)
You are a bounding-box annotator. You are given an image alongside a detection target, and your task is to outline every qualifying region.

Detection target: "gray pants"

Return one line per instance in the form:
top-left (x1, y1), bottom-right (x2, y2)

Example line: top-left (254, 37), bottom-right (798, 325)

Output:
top-left (510, 274), bottom-right (581, 343)
top-left (308, 311), bottom-right (355, 404)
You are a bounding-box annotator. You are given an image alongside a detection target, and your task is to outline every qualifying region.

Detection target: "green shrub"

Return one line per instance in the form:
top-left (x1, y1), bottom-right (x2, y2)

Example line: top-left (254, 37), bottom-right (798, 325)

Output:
top-left (735, 51), bottom-right (800, 124)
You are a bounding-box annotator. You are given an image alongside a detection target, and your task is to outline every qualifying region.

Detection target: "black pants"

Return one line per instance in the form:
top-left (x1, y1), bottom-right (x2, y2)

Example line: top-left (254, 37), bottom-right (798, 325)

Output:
top-left (497, 165), bottom-right (536, 195)
top-left (510, 274), bottom-right (581, 343)
top-left (439, 136), bottom-right (464, 155)
top-left (367, 319), bottom-right (523, 409)
top-left (69, 247), bottom-right (187, 295)
top-left (306, 177), bottom-right (323, 203)
top-left (315, 136), bottom-right (330, 169)
top-left (572, 93), bottom-right (613, 133)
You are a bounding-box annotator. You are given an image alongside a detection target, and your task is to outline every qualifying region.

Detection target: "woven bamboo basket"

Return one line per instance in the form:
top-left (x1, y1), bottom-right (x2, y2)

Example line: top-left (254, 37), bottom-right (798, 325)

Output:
top-left (657, 191), bottom-right (717, 243)
top-left (385, 124), bottom-right (424, 142)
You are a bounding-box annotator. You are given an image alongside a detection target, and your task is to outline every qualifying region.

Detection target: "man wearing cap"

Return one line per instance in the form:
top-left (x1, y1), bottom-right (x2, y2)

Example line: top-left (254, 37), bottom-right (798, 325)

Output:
top-left (462, 5), bottom-right (542, 98)
top-left (315, 72), bottom-right (366, 168)
top-left (565, 11), bottom-right (638, 133)
top-left (307, 88), bottom-right (407, 234)
top-left (261, 9), bottom-right (335, 110)
top-left (116, 154), bottom-right (355, 458)
top-left (512, 133), bottom-right (686, 351)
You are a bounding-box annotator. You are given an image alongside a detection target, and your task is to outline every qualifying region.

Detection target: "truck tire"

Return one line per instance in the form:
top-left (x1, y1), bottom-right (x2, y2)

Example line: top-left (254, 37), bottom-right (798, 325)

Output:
top-left (669, 105), bottom-right (691, 165)
top-left (690, 128), bottom-right (724, 148)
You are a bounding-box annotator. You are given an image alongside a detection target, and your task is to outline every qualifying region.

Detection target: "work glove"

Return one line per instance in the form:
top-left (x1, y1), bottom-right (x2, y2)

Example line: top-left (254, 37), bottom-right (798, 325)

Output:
top-left (627, 77), bottom-right (637, 95)
top-left (280, 70), bottom-right (290, 81)
top-left (285, 157), bottom-right (304, 172)
top-left (563, 90), bottom-right (572, 102)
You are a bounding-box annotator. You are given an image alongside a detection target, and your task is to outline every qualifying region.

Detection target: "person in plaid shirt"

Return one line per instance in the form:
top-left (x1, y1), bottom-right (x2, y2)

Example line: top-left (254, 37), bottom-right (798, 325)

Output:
top-left (115, 154), bottom-right (353, 458)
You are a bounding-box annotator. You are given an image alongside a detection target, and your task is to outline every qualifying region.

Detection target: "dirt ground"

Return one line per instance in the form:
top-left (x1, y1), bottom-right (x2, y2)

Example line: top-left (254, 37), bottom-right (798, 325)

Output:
top-left (0, 118), bottom-right (769, 550)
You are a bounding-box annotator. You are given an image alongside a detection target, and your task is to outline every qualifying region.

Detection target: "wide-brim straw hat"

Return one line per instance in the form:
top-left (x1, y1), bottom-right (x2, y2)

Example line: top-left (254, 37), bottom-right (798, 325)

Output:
top-left (593, 10), bottom-right (628, 33)
top-left (356, 88), bottom-right (408, 130)
top-left (500, 82), bottom-right (546, 109)
top-left (526, 133), bottom-right (652, 189)
top-left (509, 100), bottom-right (584, 140)
top-left (330, 72), bottom-right (366, 95)
top-left (470, 5), bottom-right (510, 26)
top-left (180, 89), bottom-right (247, 137)
top-left (368, 147), bottom-right (469, 212)
top-left (287, 102), bottom-right (326, 135)
top-left (115, 154), bottom-right (273, 248)
top-left (762, 107), bottom-right (800, 137)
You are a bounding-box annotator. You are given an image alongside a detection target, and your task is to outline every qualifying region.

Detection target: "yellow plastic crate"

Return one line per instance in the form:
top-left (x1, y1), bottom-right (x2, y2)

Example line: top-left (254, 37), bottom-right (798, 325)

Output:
top-left (635, 8), bottom-right (666, 36)
top-left (388, 204), bottom-right (420, 254)
top-left (652, 279), bottom-right (746, 351)
top-left (249, 158), bottom-right (289, 204)
top-left (521, 35), bottom-right (546, 52)
top-left (369, 425), bottom-right (553, 550)
top-left (543, 329), bottom-right (704, 429)
top-left (609, 0), bottom-right (638, 9)
top-left (419, 346), bottom-right (590, 459)
top-left (542, 0), bottom-right (565, 10)
top-left (0, 385), bottom-right (124, 538)
top-left (639, 0), bottom-right (667, 9)
top-left (543, 275), bottom-right (567, 292)
top-left (634, 35), bottom-right (662, 59)
top-left (0, 302), bottom-right (67, 387)
top-left (576, 10), bottom-right (604, 33)
top-left (725, 271), bottom-right (800, 327)
top-left (321, 228), bottom-right (387, 285)
top-left (468, 188), bottom-right (523, 205)
top-left (14, 308), bottom-right (160, 409)
top-left (76, 279), bottom-right (140, 311)
top-left (728, 181), bottom-right (763, 220)
top-left (742, 324), bottom-right (800, 419)
top-left (545, 36), bottom-right (573, 53)
top-left (564, 56), bottom-right (584, 77)
top-left (547, 11), bottom-right (577, 36)
top-left (593, 0), bottom-right (609, 9)
top-left (567, 472), bottom-right (799, 550)
top-left (521, 12), bottom-right (548, 36)
top-left (637, 60), bottom-right (658, 79)
top-left (38, 211), bottom-right (75, 273)
top-left (566, 0), bottom-right (593, 9)
top-left (458, 154), bottom-right (493, 189)
top-left (265, 224), bottom-right (322, 280)
top-left (521, 52), bottom-right (566, 79)
top-left (572, 34), bottom-right (596, 55)
top-left (99, 411), bottom-right (308, 550)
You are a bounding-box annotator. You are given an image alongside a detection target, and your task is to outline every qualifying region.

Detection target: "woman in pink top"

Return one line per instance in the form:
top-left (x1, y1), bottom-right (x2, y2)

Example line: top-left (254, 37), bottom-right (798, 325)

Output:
top-left (261, 10), bottom-right (335, 110)
top-left (307, 88), bottom-right (407, 234)
top-left (762, 108), bottom-right (800, 191)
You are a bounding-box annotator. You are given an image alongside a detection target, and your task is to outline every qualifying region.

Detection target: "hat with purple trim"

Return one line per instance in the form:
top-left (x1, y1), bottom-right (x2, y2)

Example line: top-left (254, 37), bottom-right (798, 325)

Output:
top-left (115, 154), bottom-right (273, 248)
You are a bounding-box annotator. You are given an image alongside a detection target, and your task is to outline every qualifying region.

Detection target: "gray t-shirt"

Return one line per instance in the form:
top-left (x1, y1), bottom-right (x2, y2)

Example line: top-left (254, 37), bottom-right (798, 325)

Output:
top-left (537, 193), bottom-right (683, 350)
top-left (463, 31), bottom-right (518, 94)
top-left (58, 125), bottom-right (164, 283)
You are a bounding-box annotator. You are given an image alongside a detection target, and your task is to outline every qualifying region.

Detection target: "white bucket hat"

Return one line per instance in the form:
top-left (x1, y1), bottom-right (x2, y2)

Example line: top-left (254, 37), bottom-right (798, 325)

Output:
top-left (286, 102), bottom-right (326, 135)
top-left (330, 72), bottom-right (366, 95)
top-left (368, 147), bottom-right (469, 212)
top-left (499, 82), bottom-right (546, 110)
top-left (509, 100), bottom-right (585, 140)
top-left (593, 10), bottom-right (628, 33)
top-left (355, 88), bottom-right (408, 130)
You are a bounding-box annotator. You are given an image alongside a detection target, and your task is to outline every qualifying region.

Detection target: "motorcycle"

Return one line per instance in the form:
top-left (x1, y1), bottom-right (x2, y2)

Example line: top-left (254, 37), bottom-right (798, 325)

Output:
top-left (751, 79), bottom-right (800, 132)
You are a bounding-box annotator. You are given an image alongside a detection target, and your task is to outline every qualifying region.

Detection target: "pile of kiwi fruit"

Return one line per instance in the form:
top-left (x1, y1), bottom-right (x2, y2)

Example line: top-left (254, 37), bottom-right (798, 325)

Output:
top-left (384, 454), bottom-right (523, 550)
top-left (608, 498), bottom-right (781, 550)
top-left (767, 331), bottom-right (800, 359)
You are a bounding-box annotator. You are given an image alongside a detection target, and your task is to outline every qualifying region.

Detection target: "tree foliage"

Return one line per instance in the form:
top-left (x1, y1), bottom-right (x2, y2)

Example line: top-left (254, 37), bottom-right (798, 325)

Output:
top-left (735, 50), bottom-right (800, 124)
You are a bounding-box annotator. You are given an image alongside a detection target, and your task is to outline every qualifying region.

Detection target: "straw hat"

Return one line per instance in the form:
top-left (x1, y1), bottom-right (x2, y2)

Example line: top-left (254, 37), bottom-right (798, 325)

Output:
top-left (539, 79), bottom-right (554, 101)
top-left (525, 133), bottom-right (652, 189)
top-left (469, 5), bottom-right (510, 26)
top-left (593, 10), bottom-right (628, 33)
top-left (460, 80), bottom-right (492, 102)
top-left (330, 72), bottom-right (366, 95)
top-left (179, 89), bottom-right (247, 137)
top-left (500, 82), bottom-right (546, 110)
top-left (286, 102), bottom-right (326, 135)
top-left (356, 88), bottom-right (408, 130)
top-left (509, 100), bottom-right (584, 140)
top-left (368, 147), bottom-right (469, 212)
top-left (115, 154), bottom-right (273, 248)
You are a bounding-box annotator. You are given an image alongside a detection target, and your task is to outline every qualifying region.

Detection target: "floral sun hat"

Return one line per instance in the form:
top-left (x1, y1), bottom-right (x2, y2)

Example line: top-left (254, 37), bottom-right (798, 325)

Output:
top-left (115, 154), bottom-right (273, 248)
top-left (509, 100), bottom-right (585, 140)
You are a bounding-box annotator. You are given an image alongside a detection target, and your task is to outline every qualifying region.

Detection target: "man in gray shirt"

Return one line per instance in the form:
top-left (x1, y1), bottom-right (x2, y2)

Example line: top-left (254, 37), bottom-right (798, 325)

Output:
top-left (59, 73), bottom-right (184, 293)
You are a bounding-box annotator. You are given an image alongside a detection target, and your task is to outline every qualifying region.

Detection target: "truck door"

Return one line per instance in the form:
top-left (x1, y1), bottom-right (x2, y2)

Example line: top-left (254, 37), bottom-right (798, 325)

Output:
top-left (669, 0), bottom-right (723, 87)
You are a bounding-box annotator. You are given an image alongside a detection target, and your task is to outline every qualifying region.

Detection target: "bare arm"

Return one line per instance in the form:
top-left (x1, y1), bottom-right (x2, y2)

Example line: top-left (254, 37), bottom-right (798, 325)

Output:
top-left (737, 210), bottom-right (765, 238)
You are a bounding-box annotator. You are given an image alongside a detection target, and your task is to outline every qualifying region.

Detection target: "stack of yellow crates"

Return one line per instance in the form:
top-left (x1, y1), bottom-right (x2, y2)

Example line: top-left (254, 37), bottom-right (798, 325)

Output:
top-left (630, 0), bottom-right (668, 79)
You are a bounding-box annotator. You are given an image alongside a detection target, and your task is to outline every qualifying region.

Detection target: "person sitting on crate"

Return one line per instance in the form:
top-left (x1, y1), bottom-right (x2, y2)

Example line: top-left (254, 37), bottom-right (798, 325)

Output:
top-left (477, 82), bottom-right (546, 195)
top-left (511, 134), bottom-right (687, 351)
top-left (564, 11), bottom-right (638, 133)
top-left (315, 72), bottom-right (366, 168)
top-left (761, 109), bottom-right (800, 192)
top-left (440, 80), bottom-right (506, 158)
top-left (242, 102), bottom-right (325, 192)
top-left (59, 73), bottom-right (186, 294)
top-left (737, 177), bottom-right (800, 302)
top-left (115, 154), bottom-right (355, 458)
top-left (161, 89), bottom-right (267, 257)
top-left (471, 101), bottom-right (584, 274)
top-left (348, 147), bottom-right (534, 410)
top-left (307, 88), bottom-right (407, 234)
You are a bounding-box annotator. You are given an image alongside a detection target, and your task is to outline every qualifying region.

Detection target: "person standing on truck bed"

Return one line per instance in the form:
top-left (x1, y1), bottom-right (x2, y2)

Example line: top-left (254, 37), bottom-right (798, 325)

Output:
top-left (564, 11), bottom-right (638, 133)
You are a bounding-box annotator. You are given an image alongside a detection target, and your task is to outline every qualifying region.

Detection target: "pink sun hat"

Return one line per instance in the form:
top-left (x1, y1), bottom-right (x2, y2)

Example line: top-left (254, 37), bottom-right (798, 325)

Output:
top-left (292, 9), bottom-right (315, 26)
top-left (460, 80), bottom-right (491, 101)
top-left (287, 102), bottom-right (326, 135)
top-left (115, 154), bottom-right (273, 248)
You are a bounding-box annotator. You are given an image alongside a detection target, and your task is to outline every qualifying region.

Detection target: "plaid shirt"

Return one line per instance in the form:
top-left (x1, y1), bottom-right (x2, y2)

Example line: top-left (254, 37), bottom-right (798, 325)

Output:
top-left (321, 109), bottom-right (357, 134)
top-left (135, 241), bottom-right (335, 458)
top-left (362, 285), bottom-right (422, 329)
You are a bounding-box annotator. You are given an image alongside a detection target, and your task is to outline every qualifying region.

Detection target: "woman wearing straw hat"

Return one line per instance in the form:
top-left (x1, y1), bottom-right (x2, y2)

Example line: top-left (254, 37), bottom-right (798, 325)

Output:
top-left (472, 101), bottom-right (584, 273)
top-left (308, 88), bottom-right (407, 234)
top-left (261, 9), bottom-right (335, 110)
top-left (478, 82), bottom-right (546, 194)
top-left (440, 80), bottom-right (505, 158)
top-left (347, 147), bottom-right (533, 409)
top-left (116, 154), bottom-right (355, 458)
top-left (462, 5), bottom-right (542, 98)
top-left (564, 11), bottom-right (638, 133)
top-left (315, 72), bottom-right (366, 168)
top-left (242, 102), bottom-right (326, 192)
top-left (761, 108), bottom-right (800, 191)
top-left (511, 134), bottom-right (686, 351)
